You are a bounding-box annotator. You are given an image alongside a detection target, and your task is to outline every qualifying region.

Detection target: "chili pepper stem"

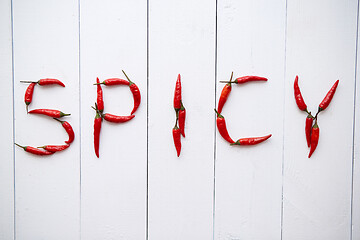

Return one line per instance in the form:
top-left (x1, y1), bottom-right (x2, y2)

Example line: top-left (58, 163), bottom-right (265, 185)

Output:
top-left (20, 81), bottom-right (37, 83)
top-left (214, 108), bottom-right (223, 118)
top-left (53, 117), bottom-right (64, 123)
top-left (37, 146), bottom-right (45, 149)
top-left (122, 70), bottom-right (134, 85)
top-left (14, 143), bottom-right (26, 150)
top-left (26, 105), bottom-right (28, 113)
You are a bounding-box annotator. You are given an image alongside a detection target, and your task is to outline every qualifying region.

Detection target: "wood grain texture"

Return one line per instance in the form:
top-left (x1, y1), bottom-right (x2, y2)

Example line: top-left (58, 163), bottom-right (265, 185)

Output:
top-left (80, 0), bottom-right (147, 239)
top-left (0, 0), bottom-right (14, 238)
top-left (12, 0), bottom-right (80, 239)
top-left (283, 0), bottom-right (358, 239)
top-left (215, 0), bottom-right (286, 239)
top-left (148, 0), bottom-right (215, 239)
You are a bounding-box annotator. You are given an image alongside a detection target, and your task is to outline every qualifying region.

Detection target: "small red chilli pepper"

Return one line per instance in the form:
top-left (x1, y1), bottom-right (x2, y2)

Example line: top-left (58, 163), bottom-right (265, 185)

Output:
top-left (172, 121), bottom-right (181, 157)
top-left (218, 72), bottom-right (233, 114)
top-left (93, 106), bottom-right (102, 158)
top-left (15, 143), bottom-right (54, 156)
top-left (21, 79), bottom-right (65, 87)
top-left (308, 120), bottom-right (319, 158)
top-left (94, 78), bottom-right (129, 86)
top-left (38, 144), bottom-right (69, 152)
top-left (231, 134), bottom-right (272, 146)
top-left (96, 77), bottom-right (104, 113)
top-left (53, 118), bottom-right (75, 144)
top-left (28, 109), bottom-right (70, 118)
top-left (24, 82), bottom-right (36, 113)
top-left (103, 113), bottom-right (135, 123)
top-left (234, 76), bottom-right (268, 84)
top-left (294, 75), bottom-right (307, 111)
top-left (305, 113), bottom-right (313, 147)
top-left (174, 74), bottom-right (182, 110)
top-left (178, 101), bottom-right (186, 137)
top-left (214, 109), bottom-right (234, 144)
top-left (122, 70), bottom-right (141, 115)
top-left (318, 80), bottom-right (339, 112)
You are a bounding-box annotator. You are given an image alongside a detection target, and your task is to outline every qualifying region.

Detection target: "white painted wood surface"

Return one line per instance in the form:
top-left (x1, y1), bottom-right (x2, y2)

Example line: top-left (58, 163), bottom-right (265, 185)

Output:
top-left (1, 0), bottom-right (359, 239)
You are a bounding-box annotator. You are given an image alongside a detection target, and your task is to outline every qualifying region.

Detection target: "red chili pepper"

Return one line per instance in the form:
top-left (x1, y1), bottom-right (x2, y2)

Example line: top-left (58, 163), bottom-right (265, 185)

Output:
top-left (214, 109), bottom-right (234, 144)
top-left (94, 107), bottom-right (102, 158)
top-left (53, 118), bottom-right (75, 144)
top-left (308, 120), bottom-right (319, 158)
top-left (21, 79), bottom-right (65, 87)
top-left (103, 113), bottom-right (135, 123)
top-left (15, 143), bottom-right (54, 156)
top-left (172, 121), bottom-right (181, 157)
top-left (95, 78), bottom-right (129, 86)
top-left (219, 74), bottom-right (267, 85)
top-left (96, 77), bottom-right (104, 112)
top-left (38, 144), bottom-right (69, 152)
top-left (28, 109), bottom-right (70, 118)
top-left (318, 80), bottom-right (339, 112)
top-left (218, 83), bottom-right (232, 114)
top-left (305, 113), bottom-right (313, 147)
top-left (174, 74), bottom-right (182, 110)
top-left (231, 134), bottom-right (272, 146)
top-left (294, 75), bottom-right (307, 111)
top-left (122, 70), bottom-right (141, 115)
top-left (24, 82), bottom-right (36, 113)
top-left (178, 101), bottom-right (186, 137)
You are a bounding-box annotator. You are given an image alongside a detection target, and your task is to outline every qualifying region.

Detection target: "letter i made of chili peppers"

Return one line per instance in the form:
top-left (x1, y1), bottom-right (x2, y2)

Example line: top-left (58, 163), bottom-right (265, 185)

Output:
top-left (217, 72), bottom-right (233, 114)
top-left (305, 113), bottom-right (313, 147)
top-left (173, 118), bottom-right (181, 157)
top-left (179, 101), bottom-right (186, 137)
top-left (122, 70), bottom-right (141, 115)
top-left (96, 77), bottom-right (104, 113)
top-left (214, 109), bottom-right (234, 144)
top-left (93, 104), bottom-right (102, 158)
top-left (308, 120), bottom-right (319, 158)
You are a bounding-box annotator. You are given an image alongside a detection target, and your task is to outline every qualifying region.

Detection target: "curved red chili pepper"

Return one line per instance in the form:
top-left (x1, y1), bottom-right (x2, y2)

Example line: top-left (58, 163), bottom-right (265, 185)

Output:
top-left (294, 75), bottom-right (307, 111)
top-left (96, 78), bottom-right (129, 86)
top-left (38, 144), bottom-right (69, 152)
top-left (308, 121), bottom-right (319, 158)
top-left (234, 76), bottom-right (268, 84)
top-left (15, 143), bottom-right (54, 156)
top-left (318, 80), bottom-right (339, 112)
top-left (214, 109), bottom-right (234, 144)
top-left (305, 113), bottom-right (313, 147)
top-left (122, 70), bottom-right (141, 115)
top-left (218, 83), bottom-right (231, 114)
top-left (38, 78), bottom-right (65, 87)
top-left (103, 113), bottom-right (135, 123)
top-left (96, 77), bottom-right (104, 112)
top-left (174, 74), bottom-right (182, 110)
top-left (29, 109), bottom-right (70, 118)
top-left (178, 102), bottom-right (186, 137)
top-left (231, 134), bottom-right (272, 146)
top-left (21, 79), bottom-right (65, 87)
top-left (53, 118), bottom-right (75, 144)
top-left (94, 109), bottom-right (102, 158)
top-left (24, 82), bottom-right (36, 112)
top-left (173, 122), bottom-right (181, 157)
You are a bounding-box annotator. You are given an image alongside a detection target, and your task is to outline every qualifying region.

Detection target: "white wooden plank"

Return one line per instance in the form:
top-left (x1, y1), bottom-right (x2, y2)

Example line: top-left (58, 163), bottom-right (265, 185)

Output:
top-left (12, 0), bottom-right (80, 239)
top-left (352, 2), bottom-right (360, 239)
top-left (214, 0), bottom-right (286, 239)
top-left (283, 0), bottom-right (358, 239)
top-left (148, 0), bottom-right (215, 238)
top-left (0, 0), bottom-right (14, 238)
top-left (80, 0), bottom-right (147, 239)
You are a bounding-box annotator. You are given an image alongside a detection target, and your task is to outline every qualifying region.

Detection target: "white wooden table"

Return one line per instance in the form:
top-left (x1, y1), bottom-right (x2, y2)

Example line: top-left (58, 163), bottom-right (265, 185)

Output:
top-left (1, 0), bottom-right (359, 239)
